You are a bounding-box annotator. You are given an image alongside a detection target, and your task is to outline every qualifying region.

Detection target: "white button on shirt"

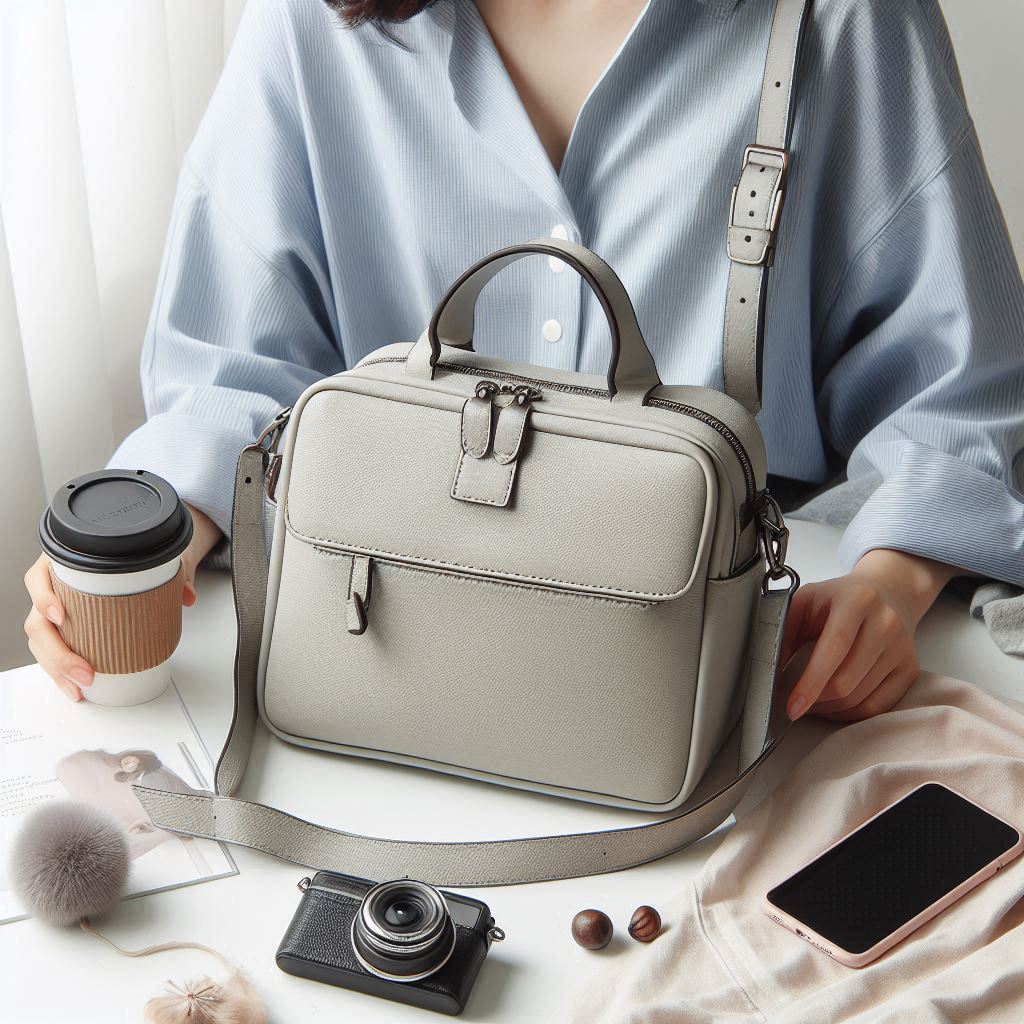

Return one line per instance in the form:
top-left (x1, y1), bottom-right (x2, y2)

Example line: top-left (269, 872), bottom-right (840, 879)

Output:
top-left (542, 318), bottom-right (562, 343)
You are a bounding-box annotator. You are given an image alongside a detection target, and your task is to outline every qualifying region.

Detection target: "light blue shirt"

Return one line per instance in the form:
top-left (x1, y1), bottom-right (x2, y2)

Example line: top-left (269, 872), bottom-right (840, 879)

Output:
top-left (110, 0), bottom-right (1024, 585)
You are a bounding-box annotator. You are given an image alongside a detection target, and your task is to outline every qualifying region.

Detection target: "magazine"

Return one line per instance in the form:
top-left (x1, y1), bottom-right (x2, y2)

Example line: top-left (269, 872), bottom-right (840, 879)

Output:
top-left (0, 663), bottom-right (236, 925)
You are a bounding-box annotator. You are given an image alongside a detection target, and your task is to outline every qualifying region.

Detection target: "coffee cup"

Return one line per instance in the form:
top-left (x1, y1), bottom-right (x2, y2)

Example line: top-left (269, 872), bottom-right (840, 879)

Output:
top-left (39, 469), bottom-right (193, 706)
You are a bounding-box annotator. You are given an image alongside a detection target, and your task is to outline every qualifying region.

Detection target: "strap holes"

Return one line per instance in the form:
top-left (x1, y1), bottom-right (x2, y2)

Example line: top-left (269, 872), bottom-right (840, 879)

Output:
top-left (245, 476), bottom-right (252, 484)
top-left (740, 297), bottom-right (747, 303)
top-left (750, 190), bottom-right (757, 197)
top-left (759, 166), bottom-right (766, 172)
top-left (775, 80), bottom-right (781, 87)
top-left (744, 234), bottom-right (752, 242)
top-left (749, 210), bottom-right (755, 217)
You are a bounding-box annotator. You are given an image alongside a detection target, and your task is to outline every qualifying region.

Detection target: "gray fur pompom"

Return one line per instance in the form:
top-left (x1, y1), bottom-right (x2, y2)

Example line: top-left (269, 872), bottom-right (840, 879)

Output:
top-left (9, 801), bottom-right (129, 926)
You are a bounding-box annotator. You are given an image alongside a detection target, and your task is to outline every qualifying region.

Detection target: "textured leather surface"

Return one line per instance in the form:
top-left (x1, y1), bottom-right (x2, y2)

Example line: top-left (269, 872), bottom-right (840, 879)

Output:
top-left (277, 886), bottom-right (486, 1016)
top-left (351, 346), bottom-right (768, 578)
top-left (263, 533), bottom-right (706, 804)
top-left (285, 385), bottom-right (712, 602)
top-left (683, 557), bottom-right (764, 795)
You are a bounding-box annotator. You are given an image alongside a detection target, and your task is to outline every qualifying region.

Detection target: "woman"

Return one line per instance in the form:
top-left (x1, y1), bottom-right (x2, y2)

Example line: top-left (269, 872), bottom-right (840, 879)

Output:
top-left (22, 0), bottom-right (1024, 720)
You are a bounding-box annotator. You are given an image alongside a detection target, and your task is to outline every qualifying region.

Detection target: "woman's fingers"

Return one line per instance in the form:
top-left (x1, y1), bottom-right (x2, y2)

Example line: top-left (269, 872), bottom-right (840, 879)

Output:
top-left (23, 605), bottom-right (94, 700)
top-left (814, 664), bottom-right (919, 722)
top-left (180, 549), bottom-right (198, 607)
top-left (24, 554), bottom-right (64, 627)
top-left (785, 586), bottom-right (871, 720)
top-left (810, 645), bottom-right (899, 713)
top-left (24, 553), bottom-right (95, 694)
top-left (809, 613), bottom-right (889, 707)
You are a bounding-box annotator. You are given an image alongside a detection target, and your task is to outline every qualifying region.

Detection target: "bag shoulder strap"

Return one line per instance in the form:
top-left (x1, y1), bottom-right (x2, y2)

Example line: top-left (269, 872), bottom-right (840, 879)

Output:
top-left (133, 0), bottom-right (811, 885)
top-left (722, 0), bottom-right (812, 415)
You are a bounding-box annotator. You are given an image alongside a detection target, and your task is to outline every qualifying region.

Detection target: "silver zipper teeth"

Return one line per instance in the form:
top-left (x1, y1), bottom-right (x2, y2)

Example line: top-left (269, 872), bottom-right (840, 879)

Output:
top-left (358, 355), bottom-right (756, 503)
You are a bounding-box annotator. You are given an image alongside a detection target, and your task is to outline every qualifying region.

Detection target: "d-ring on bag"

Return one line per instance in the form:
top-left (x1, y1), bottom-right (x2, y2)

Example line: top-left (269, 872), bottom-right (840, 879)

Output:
top-left (135, 0), bottom-right (810, 886)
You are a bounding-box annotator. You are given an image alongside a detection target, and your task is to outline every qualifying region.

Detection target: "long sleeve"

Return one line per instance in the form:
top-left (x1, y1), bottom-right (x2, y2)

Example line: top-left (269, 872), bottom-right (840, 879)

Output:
top-left (108, 0), bottom-right (342, 538)
top-left (816, 124), bottom-right (1024, 586)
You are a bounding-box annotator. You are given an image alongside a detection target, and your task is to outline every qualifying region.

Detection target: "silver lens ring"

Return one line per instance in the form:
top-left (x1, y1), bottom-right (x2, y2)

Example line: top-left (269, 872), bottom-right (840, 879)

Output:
top-left (352, 879), bottom-right (456, 982)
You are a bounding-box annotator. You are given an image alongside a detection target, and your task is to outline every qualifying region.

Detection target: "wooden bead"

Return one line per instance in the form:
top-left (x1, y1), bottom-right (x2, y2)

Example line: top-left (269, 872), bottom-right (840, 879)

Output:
top-left (628, 905), bottom-right (662, 942)
top-left (571, 909), bottom-right (613, 950)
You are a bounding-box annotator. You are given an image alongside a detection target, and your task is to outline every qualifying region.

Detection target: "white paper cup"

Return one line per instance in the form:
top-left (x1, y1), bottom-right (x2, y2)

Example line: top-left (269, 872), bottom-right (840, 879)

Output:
top-left (39, 469), bottom-right (193, 707)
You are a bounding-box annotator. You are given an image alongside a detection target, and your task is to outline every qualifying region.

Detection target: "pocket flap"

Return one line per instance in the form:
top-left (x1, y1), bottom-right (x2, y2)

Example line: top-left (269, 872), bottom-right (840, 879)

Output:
top-left (283, 386), bottom-right (714, 601)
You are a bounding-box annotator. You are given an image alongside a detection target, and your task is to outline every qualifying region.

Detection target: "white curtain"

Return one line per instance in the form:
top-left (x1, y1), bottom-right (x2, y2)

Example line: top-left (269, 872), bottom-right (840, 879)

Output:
top-left (0, 0), bottom-right (246, 668)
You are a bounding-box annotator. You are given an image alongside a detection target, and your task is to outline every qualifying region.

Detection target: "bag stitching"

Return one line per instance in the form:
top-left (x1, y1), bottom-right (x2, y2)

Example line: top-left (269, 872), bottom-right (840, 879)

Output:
top-left (287, 508), bottom-right (686, 599)
top-left (450, 449), bottom-right (513, 506)
top-left (377, 557), bottom-right (653, 608)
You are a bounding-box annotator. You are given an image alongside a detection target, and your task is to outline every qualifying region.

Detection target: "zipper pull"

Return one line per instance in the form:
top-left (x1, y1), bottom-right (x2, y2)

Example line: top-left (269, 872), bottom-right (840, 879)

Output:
top-left (461, 380), bottom-right (499, 459)
top-left (493, 386), bottom-right (541, 465)
top-left (347, 555), bottom-right (373, 635)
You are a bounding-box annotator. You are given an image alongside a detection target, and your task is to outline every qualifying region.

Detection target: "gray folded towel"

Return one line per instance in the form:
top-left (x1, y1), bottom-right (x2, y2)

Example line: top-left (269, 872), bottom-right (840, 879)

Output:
top-left (968, 582), bottom-right (1024, 655)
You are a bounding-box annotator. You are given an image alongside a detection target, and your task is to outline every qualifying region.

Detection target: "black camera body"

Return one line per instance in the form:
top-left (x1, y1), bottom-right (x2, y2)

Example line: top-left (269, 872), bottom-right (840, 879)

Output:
top-left (276, 870), bottom-right (502, 1016)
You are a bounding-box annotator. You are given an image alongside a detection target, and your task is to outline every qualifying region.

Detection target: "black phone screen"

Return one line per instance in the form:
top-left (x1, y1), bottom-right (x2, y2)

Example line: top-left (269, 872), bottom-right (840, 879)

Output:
top-left (765, 783), bottom-right (1020, 954)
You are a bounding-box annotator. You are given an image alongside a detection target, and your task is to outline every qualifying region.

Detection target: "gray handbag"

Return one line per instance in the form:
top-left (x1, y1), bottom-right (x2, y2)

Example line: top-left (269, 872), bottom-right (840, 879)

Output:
top-left (136, 0), bottom-right (809, 886)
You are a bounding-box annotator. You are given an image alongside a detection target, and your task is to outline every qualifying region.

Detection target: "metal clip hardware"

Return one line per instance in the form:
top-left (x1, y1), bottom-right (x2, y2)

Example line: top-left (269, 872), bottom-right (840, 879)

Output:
top-left (754, 489), bottom-right (800, 594)
top-left (256, 406), bottom-right (292, 452)
top-left (257, 407), bottom-right (292, 504)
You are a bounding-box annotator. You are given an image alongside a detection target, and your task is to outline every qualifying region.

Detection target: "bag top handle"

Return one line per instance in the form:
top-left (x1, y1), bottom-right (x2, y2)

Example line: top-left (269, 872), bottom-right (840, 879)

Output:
top-left (405, 238), bottom-right (662, 405)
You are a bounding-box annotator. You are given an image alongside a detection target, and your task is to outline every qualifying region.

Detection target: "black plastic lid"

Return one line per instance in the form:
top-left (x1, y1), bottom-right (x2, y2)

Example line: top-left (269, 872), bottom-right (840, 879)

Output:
top-left (39, 469), bottom-right (193, 574)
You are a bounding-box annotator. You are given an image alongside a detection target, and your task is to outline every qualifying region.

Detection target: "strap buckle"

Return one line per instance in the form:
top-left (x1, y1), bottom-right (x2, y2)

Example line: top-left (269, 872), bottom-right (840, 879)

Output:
top-left (727, 144), bottom-right (789, 267)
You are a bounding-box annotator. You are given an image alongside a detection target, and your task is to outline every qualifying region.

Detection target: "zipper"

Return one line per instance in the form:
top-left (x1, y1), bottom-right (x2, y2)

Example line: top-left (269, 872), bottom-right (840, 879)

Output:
top-left (358, 355), bottom-right (756, 504)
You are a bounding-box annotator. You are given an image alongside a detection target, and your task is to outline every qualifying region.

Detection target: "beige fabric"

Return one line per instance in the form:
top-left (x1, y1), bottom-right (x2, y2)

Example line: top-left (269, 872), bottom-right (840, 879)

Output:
top-left (565, 673), bottom-right (1024, 1023)
top-left (48, 563), bottom-right (183, 673)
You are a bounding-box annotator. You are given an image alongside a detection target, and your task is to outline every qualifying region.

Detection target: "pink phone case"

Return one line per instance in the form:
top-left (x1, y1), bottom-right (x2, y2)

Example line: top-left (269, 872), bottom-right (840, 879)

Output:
top-left (761, 781), bottom-right (1024, 968)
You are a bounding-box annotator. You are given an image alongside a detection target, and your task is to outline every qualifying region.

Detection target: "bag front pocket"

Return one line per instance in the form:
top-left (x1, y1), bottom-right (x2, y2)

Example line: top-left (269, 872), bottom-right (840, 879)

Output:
top-left (261, 532), bottom-right (709, 808)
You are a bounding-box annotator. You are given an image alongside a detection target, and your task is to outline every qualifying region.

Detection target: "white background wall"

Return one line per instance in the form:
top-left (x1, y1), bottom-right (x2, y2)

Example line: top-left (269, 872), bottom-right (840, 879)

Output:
top-left (0, 1), bottom-right (1021, 669)
top-left (940, 1), bottom-right (1024, 265)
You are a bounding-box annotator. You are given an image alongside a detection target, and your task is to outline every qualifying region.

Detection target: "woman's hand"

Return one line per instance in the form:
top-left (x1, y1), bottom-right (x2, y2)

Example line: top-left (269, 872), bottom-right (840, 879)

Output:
top-left (781, 548), bottom-right (958, 723)
top-left (23, 502), bottom-right (221, 702)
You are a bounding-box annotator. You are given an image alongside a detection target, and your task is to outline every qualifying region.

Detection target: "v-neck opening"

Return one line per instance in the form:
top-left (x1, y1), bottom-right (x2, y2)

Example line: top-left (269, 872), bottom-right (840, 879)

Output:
top-left (556, 0), bottom-right (655, 180)
top-left (450, 0), bottom-right (659, 208)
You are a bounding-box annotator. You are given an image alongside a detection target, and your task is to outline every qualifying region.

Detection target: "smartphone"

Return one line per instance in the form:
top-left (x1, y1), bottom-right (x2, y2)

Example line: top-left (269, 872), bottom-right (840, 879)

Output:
top-left (761, 781), bottom-right (1023, 968)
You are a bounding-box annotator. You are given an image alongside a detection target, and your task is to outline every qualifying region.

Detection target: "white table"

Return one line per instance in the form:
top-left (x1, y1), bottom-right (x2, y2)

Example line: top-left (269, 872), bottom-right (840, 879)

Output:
top-left (3, 521), bottom-right (1022, 1023)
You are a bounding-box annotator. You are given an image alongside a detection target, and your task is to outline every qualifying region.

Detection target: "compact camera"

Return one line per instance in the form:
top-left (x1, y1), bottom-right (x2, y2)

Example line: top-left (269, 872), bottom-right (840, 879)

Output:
top-left (276, 870), bottom-right (505, 1016)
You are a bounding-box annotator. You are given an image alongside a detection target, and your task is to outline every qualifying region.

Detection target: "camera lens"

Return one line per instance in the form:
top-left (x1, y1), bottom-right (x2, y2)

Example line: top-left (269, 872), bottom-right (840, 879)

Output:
top-left (383, 899), bottom-right (423, 929)
top-left (352, 879), bottom-right (456, 983)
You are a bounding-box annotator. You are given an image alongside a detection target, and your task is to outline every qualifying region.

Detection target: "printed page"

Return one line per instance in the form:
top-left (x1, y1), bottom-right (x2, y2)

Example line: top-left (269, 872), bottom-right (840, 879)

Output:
top-left (0, 664), bottom-right (236, 924)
